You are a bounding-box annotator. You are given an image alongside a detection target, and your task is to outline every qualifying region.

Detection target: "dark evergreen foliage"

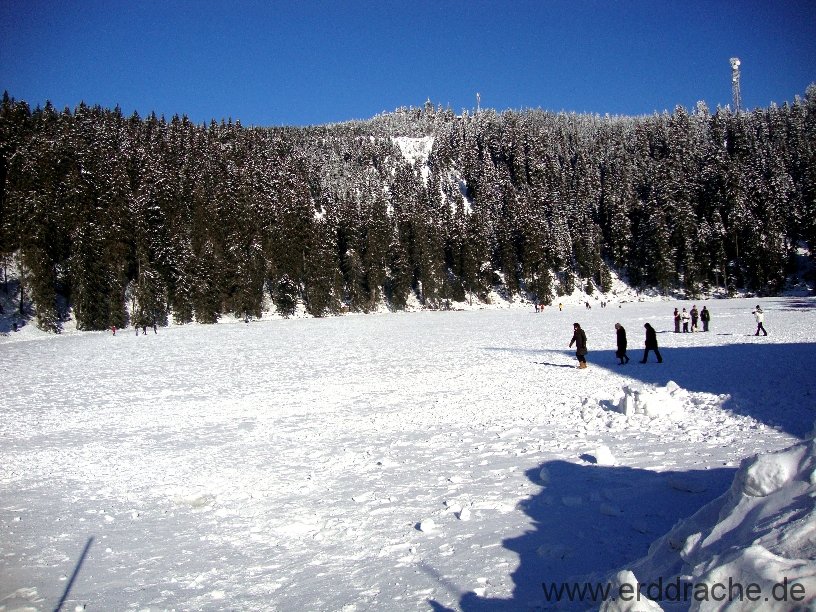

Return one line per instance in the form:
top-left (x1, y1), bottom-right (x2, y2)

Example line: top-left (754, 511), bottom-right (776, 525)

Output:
top-left (1, 88), bottom-right (814, 331)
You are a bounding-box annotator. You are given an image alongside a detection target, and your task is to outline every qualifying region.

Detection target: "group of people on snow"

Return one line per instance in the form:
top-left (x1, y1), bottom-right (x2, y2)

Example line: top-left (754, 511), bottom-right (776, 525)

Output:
top-left (570, 321), bottom-right (661, 369)
top-left (111, 322), bottom-right (158, 335)
top-left (672, 305), bottom-right (710, 333)
top-left (568, 304), bottom-right (768, 369)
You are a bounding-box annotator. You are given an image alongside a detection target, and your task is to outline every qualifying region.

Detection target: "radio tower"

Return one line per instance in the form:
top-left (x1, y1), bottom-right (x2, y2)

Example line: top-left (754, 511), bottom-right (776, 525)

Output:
top-left (730, 57), bottom-right (742, 113)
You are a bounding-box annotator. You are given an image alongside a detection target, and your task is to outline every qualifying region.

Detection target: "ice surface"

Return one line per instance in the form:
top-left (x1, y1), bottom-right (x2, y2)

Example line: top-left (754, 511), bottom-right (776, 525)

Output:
top-left (1, 296), bottom-right (815, 610)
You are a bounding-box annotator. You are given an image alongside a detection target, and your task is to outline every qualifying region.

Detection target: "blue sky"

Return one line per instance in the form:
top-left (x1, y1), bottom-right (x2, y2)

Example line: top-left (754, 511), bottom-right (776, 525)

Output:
top-left (1, 0), bottom-right (814, 127)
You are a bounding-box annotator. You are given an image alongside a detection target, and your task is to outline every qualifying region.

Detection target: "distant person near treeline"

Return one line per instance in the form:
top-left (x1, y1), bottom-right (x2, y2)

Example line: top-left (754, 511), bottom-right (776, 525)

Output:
top-left (700, 306), bottom-right (710, 332)
top-left (753, 305), bottom-right (768, 336)
top-left (681, 308), bottom-right (690, 333)
top-left (690, 305), bottom-right (699, 332)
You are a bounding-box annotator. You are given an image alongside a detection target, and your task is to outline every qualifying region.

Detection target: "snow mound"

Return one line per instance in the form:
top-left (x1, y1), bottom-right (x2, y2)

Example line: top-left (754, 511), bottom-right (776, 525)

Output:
top-left (739, 444), bottom-right (809, 497)
top-left (600, 570), bottom-right (663, 611)
top-left (615, 381), bottom-right (688, 420)
top-left (603, 438), bottom-right (816, 609)
top-left (594, 444), bottom-right (618, 466)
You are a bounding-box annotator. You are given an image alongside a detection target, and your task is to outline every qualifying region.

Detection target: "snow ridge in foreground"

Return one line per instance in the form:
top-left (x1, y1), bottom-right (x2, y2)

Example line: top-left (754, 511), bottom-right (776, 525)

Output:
top-left (602, 435), bottom-right (816, 611)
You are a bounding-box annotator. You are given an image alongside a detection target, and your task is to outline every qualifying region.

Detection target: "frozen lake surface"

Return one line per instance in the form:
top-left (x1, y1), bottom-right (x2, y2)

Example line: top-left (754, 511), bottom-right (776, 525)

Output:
top-left (2, 297), bottom-right (815, 610)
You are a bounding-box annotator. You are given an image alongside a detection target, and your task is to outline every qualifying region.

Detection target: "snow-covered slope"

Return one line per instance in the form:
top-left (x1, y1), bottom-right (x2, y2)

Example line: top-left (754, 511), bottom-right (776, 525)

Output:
top-left (393, 135), bottom-right (435, 167)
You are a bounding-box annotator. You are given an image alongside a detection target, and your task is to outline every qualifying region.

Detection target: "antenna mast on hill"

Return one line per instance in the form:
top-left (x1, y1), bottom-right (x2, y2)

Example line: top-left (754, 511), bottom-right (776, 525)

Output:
top-left (476, 92), bottom-right (480, 114)
top-left (730, 57), bottom-right (742, 113)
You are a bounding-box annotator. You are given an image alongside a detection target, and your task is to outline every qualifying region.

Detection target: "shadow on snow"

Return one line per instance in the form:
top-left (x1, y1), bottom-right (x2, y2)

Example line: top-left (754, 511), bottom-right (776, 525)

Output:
top-left (585, 342), bottom-right (816, 439)
top-left (430, 461), bottom-right (735, 611)
top-left (443, 341), bottom-right (816, 609)
top-left (486, 342), bottom-right (816, 438)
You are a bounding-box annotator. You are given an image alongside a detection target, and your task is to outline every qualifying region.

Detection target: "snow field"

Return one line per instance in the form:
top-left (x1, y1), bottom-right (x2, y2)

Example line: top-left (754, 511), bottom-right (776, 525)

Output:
top-left (1, 297), bottom-right (815, 610)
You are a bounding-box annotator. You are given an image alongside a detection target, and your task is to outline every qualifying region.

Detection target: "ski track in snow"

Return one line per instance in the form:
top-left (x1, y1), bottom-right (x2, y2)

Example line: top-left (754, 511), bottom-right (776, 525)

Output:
top-left (1, 297), bottom-right (814, 611)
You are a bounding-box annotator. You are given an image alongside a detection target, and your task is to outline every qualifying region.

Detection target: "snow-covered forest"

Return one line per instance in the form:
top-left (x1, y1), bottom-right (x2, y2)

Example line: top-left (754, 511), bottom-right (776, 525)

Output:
top-left (1, 87), bottom-right (815, 333)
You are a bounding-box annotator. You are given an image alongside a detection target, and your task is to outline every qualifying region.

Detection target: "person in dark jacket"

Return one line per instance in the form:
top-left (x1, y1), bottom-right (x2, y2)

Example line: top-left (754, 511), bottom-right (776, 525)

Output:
top-left (640, 323), bottom-right (663, 363)
top-left (673, 308), bottom-right (681, 333)
top-left (700, 306), bottom-right (711, 332)
top-left (614, 323), bottom-right (630, 364)
top-left (569, 323), bottom-right (588, 369)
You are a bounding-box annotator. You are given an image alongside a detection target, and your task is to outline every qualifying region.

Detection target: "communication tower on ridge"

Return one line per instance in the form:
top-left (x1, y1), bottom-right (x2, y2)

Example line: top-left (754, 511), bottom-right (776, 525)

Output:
top-left (730, 57), bottom-right (742, 113)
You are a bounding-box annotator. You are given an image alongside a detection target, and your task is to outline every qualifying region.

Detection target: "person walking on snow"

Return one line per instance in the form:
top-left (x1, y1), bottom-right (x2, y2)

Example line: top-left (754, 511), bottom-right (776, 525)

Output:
top-left (640, 323), bottom-right (663, 363)
top-left (700, 306), bottom-right (710, 332)
top-left (681, 308), bottom-right (690, 333)
top-left (673, 308), bottom-right (681, 333)
top-left (614, 323), bottom-right (630, 365)
top-left (569, 323), bottom-right (588, 369)
top-left (753, 305), bottom-right (768, 336)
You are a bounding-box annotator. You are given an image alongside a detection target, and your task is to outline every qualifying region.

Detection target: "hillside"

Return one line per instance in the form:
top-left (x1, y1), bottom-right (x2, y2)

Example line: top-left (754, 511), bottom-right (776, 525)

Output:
top-left (1, 89), bottom-right (815, 332)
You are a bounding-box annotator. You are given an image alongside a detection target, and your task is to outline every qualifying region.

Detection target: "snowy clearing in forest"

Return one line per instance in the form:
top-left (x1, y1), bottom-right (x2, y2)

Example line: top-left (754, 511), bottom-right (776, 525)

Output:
top-left (1, 297), bottom-right (815, 611)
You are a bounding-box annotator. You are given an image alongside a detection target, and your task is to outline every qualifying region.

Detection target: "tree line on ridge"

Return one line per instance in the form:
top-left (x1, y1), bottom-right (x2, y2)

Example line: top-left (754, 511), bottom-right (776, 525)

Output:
top-left (0, 88), bottom-right (814, 332)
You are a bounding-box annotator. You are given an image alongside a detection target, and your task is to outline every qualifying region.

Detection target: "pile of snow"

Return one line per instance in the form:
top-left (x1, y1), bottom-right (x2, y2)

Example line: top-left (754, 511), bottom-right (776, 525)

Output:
top-left (615, 381), bottom-right (688, 420)
top-left (601, 437), bottom-right (816, 610)
top-left (594, 444), bottom-right (618, 466)
top-left (581, 443), bottom-right (618, 467)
